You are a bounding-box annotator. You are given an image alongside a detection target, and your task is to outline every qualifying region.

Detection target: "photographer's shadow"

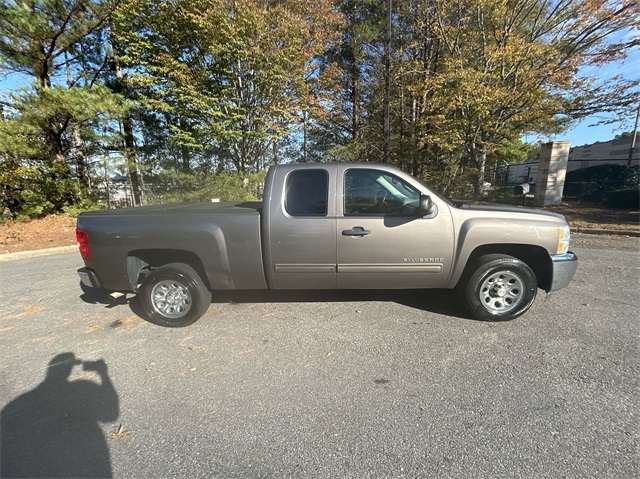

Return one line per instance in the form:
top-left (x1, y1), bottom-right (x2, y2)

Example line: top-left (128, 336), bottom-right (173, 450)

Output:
top-left (1, 353), bottom-right (119, 478)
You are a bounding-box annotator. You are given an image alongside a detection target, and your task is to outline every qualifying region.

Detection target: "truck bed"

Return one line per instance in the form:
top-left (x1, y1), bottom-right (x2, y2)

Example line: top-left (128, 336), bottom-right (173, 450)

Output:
top-left (77, 201), bottom-right (267, 291)
top-left (80, 201), bottom-right (262, 217)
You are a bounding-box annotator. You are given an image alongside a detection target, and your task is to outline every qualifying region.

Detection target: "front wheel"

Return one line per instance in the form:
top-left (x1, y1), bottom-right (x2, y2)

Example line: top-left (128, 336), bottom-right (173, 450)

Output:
top-left (139, 263), bottom-right (212, 327)
top-left (460, 254), bottom-right (537, 321)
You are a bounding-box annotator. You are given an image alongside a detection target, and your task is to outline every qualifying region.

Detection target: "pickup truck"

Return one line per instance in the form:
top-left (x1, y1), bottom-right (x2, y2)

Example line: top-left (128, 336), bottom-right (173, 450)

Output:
top-left (76, 162), bottom-right (577, 327)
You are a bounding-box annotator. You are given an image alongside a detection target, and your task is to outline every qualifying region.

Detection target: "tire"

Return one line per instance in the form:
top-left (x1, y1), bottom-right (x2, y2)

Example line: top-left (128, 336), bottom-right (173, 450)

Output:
top-left (139, 263), bottom-right (212, 327)
top-left (460, 254), bottom-right (537, 321)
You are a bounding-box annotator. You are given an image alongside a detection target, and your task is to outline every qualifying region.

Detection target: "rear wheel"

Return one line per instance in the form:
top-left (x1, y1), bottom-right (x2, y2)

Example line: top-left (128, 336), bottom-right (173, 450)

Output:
top-left (460, 254), bottom-right (537, 321)
top-left (140, 263), bottom-right (211, 327)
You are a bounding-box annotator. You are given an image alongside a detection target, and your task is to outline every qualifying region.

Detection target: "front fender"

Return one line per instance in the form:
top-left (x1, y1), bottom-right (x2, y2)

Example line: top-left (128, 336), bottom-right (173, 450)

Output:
top-left (446, 218), bottom-right (560, 288)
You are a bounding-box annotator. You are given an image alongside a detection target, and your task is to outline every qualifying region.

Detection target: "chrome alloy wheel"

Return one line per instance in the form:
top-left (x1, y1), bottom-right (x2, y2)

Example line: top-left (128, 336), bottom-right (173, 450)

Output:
top-left (150, 280), bottom-right (192, 318)
top-left (478, 270), bottom-right (524, 314)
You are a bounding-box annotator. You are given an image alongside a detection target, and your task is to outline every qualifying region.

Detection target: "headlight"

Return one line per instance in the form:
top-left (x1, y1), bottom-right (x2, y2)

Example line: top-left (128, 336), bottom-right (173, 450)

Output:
top-left (557, 225), bottom-right (570, 255)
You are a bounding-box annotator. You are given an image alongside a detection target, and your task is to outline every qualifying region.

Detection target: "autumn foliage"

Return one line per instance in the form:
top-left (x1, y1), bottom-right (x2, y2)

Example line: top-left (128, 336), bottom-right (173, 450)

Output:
top-left (0, 0), bottom-right (638, 216)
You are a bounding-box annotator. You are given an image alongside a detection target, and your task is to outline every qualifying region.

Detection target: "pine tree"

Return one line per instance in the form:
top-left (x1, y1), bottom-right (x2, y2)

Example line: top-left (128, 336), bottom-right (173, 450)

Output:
top-left (0, 0), bottom-right (127, 215)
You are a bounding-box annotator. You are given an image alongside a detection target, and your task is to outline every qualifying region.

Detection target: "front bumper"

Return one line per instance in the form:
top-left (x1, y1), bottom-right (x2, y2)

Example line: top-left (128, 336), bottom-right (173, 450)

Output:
top-left (78, 267), bottom-right (102, 289)
top-left (547, 252), bottom-right (578, 292)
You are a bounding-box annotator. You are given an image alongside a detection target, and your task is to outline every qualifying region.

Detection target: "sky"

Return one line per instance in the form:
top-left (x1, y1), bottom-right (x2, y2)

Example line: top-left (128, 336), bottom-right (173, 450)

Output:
top-left (1, 38), bottom-right (639, 151)
top-left (534, 29), bottom-right (640, 148)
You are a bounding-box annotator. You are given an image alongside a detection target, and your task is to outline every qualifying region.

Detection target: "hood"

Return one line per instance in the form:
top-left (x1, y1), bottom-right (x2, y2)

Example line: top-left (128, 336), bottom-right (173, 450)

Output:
top-left (453, 200), bottom-right (565, 220)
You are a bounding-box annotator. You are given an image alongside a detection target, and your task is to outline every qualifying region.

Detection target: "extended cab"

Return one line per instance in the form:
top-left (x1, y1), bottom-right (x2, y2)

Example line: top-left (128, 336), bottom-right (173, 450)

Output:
top-left (76, 162), bottom-right (577, 326)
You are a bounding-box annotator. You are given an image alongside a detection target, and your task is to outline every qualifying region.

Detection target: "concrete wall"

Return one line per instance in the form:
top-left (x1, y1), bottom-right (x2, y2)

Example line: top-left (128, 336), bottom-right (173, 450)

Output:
top-left (533, 141), bottom-right (570, 206)
top-left (507, 136), bottom-right (639, 184)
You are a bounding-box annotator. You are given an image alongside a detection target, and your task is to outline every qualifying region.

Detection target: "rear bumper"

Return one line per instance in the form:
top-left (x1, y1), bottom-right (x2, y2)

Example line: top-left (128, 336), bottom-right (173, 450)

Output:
top-left (547, 252), bottom-right (578, 292)
top-left (78, 267), bottom-right (103, 289)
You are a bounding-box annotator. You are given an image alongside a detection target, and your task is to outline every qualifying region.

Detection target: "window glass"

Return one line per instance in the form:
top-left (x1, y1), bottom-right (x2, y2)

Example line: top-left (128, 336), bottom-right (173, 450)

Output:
top-left (285, 169), bottom-right (328, 216)
top-left (344, 169), bottom-right (420, 215)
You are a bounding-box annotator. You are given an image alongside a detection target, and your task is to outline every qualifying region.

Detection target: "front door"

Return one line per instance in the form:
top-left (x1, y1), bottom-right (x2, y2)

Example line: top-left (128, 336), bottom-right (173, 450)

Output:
top-left (336, 166), bottom-right (453, 289)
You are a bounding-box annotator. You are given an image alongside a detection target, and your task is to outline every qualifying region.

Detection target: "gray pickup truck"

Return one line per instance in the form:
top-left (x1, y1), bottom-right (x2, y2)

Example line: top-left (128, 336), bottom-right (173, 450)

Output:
top-left (76, 162), bottom-right (577, 327)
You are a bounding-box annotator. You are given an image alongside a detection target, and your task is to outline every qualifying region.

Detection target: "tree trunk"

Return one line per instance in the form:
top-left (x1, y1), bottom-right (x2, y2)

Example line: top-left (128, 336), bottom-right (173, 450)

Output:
top-left (112, 50), bottom-right (142, 206)
top-left (178, 116), bottom-right (191, 173)
top-left (72, 123), bottom-right (90, 191)
top-left (349, 18), bottom-right (360, 143)
top-left (382, 0), bottom-right (391, 164)
top-left (122, 115), bottom-right (142, 206)
top-left (474, 145), bottom-right (487, 200)
top-left (65, 51), bottom-right (90, 193)
top-left (302, 110), bottom-right (308, 162)
top-left (351, 64), bottom-right (360, 142)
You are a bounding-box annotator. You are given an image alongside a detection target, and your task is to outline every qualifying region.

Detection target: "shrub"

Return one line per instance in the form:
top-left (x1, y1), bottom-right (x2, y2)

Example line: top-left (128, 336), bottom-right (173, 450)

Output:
top-left (144, 170), bottom-right (265, 204)
top-left (564, 164), bottom-right (639, 201)
top-left (606, 189), bottom-right (640, 209)
top-left (62, 198), bottom-right (107, 217)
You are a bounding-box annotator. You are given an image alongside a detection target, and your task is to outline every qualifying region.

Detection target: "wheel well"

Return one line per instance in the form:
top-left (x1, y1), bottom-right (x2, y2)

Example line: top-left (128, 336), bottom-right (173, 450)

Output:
top-left (126, 249), bottom-right (210, 291)
top-left (463, 244), bottom-right (552, 290)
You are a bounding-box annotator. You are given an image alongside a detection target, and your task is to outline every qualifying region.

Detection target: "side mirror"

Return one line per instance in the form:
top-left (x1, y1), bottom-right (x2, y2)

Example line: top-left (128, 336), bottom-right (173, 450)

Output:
top-left (418, 194), bottom-right (435, 216)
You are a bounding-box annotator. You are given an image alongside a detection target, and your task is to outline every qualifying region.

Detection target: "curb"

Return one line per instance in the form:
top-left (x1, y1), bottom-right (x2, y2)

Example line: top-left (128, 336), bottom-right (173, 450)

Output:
top-left (0, 245), bottom-right (77, 262)
top-left (571, 228), bottom-right (640, 237)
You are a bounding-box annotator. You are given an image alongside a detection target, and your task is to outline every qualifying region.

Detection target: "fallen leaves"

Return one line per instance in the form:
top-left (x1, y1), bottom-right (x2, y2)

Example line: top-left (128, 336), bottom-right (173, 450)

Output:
top-left (3, 306), bottom-right (45, 319)
top-left (110, 424), bottom-right (129, 440)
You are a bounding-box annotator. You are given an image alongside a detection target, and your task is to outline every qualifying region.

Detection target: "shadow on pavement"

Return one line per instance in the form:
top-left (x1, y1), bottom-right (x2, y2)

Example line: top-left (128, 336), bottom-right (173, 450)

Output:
top-left (78, 281), bottom-right (471, 321)
top-left (212, 288), bottom-right (470, 320)
top-left (1, 353), bottom-right (119, 478)
top-left (79, 282), bottom-right (127, 309)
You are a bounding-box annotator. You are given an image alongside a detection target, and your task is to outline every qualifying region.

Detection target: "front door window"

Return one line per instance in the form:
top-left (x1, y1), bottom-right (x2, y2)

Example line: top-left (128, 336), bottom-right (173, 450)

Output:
top-left (344, 169), bottom-right (420, 216)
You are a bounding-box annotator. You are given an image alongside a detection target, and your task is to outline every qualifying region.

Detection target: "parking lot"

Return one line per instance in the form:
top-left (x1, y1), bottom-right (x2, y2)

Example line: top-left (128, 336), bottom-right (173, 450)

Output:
top-left (1, 233), bottom-right (638, 478)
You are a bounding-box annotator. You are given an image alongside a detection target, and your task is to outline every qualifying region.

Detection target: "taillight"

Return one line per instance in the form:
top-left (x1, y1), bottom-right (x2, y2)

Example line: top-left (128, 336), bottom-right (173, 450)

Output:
top-left (76, 228), bottom-right (92, 261)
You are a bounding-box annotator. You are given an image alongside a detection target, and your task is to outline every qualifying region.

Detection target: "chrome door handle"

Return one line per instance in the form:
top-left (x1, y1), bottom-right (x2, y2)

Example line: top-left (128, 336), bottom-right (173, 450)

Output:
top-left (342, 227), bottom-right (371, 237)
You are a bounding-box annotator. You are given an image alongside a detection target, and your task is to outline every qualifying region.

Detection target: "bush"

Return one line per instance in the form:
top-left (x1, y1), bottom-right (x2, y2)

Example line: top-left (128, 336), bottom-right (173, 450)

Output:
top-left (606, 189), bottom-right (640, 209)
top-left (17, 190), bottom-right (56, 218)
top-left (564, 164), bottom-right (639, 201)
top-left (62, 198), bottom-right (107, 217)
top-left (482, 187), bottom-right (523, 205)
top-left (144, 170), bottom-right (265, 204)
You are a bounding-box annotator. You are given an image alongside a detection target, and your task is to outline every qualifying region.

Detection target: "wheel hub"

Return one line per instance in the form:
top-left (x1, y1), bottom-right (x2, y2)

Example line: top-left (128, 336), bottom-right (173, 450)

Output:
top-left (479, 271), bottom-right (524, 314)
top-left (490, 284), bottom-right (508, 298)
top-left (151, 281), bottom-right (192, 318)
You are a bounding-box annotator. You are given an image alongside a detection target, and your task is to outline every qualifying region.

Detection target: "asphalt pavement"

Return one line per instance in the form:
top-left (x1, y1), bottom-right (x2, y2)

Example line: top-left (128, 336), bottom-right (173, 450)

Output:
top-left (0, 233), bottom-right (638, 478)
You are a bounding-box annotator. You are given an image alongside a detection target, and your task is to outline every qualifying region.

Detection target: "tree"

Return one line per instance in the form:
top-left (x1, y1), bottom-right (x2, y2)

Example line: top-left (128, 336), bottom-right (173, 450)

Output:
top-left (308, 0), bottom-right (382, 162)
top-left (0, 0), bottom-right (127, 215)
top-left (329, 0), bottom-right (638, 197)
top-left (113, 0), bottom-right (340, 174)
top-left (425, 0), bottom-right (640, 197)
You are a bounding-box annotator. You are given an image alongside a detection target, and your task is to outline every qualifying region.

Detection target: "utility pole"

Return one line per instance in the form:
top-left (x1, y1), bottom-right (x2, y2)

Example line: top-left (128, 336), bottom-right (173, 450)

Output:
top-left (382, 0), bottom-right (391, 164)
top-left (629, 101), bottom-right (639, 166)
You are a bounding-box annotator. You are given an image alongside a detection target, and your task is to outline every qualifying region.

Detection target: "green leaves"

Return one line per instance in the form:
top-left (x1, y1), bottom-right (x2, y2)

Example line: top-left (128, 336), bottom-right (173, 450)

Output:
top-left (0, 0), bottom-right (128, 217)
top-left (112, 0), bottom-right (339, 173)
top-left (1, 0), bottom-right (637, 215)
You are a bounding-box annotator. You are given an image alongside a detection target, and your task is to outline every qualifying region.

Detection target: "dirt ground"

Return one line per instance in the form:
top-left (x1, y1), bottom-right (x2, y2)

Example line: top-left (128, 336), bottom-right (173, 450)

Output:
top-left (1, 216), bottom-right (77, 254)
top-left (0, 200), bottom-right (638, 254)
top-left (542, 200), bottom-right (639, 231)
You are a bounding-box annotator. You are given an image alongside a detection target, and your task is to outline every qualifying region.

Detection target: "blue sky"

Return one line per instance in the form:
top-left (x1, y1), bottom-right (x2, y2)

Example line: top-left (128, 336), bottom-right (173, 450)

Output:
top-left (2, 38), bottom-right (638, 150)
top-left (535, 29), bottom-right (640, 148)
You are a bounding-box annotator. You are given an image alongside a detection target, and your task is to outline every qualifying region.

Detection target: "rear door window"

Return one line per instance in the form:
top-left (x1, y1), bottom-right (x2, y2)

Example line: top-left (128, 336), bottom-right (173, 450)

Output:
top-left (285, 169), bottom-right (329, 216)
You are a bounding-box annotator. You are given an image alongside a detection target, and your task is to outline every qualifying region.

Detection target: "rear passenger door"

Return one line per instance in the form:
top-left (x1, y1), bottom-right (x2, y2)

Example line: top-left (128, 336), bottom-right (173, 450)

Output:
top-left (267, 167), bottom-right (337, 289)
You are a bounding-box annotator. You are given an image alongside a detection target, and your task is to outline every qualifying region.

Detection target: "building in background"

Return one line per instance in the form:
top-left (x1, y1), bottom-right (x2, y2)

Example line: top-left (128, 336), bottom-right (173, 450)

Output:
top-left (507, 135), bottom-right (639, 185)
